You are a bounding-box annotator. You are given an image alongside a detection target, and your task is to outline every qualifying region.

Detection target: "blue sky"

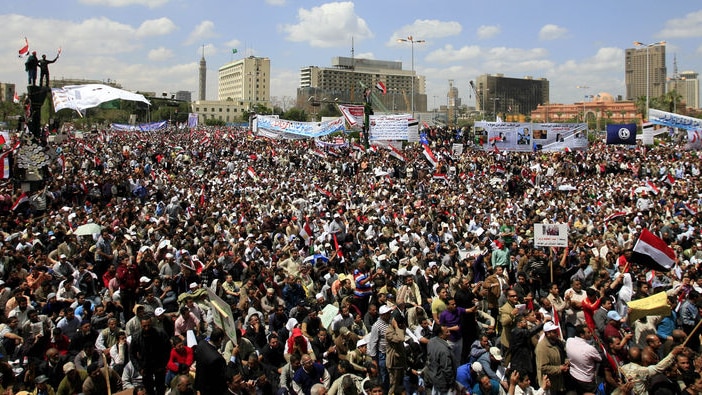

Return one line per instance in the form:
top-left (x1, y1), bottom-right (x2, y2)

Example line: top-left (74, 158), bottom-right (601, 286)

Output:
top-left (3, 1), bottom-right (702, 110)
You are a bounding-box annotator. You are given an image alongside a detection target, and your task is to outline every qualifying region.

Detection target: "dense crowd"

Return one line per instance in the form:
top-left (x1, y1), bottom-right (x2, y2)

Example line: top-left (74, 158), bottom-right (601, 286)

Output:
top-left (0, 124), bottom-right (700, 395)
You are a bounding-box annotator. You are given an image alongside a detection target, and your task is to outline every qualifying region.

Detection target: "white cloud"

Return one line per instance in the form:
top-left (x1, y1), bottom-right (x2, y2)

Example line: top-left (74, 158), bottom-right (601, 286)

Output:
top-left (389, 19), bottom-right (462, 45)
top-left (136, 17), bottom-right (177, 37)
top-left (148, 47), bottom-right (174, 61)
top-left (477, 25), bottom-right (501, 39)
top-left (658, 10), bottom-right (702, 38)
top-left (426, 44), bottom-right (481, 63)
top-left (539, 24), bottom-right (568, 40)
top-left (282, 2), bottom-right (373, 47)
top-left (78, 0), bottom-right (169, 8)
top-left (224, 39), bottom-right (242, 52)
top-left (265, 0), bottom-right (286, 5)
top-left (185, 20), bottom-right (217, 45)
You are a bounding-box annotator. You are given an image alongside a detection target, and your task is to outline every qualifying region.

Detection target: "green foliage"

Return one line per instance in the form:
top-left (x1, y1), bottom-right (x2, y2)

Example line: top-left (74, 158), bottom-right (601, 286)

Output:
top-left (283, 108), bottom-right (307, 121)
top-left (205, 118), bottom-right (225, 126)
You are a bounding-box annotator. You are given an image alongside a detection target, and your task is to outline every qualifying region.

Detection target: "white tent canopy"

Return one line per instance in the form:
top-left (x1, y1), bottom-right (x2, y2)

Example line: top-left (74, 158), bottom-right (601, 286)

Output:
top-left (51, 84), bottom-right (150, 114)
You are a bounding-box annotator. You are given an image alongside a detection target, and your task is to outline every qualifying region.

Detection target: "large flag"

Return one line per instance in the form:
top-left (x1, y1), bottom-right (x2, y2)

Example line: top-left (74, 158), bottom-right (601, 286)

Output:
top-left (631, 228), bottom-right (676, 271)
top-left (606, 123), bottom-right (636, 145)
top-left (18, 37), bottom-right (29, 57)
top-left (387, 146), bottom-right (405, 162)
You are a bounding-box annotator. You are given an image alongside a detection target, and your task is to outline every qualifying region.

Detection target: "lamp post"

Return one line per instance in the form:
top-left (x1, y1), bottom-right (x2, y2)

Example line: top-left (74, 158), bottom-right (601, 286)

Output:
top-left (397, 36), bottom-right (425, 117)
top-left (633, 41), bottom-right (666, 121)
top-left (491, 97), bottom-right (500, 121)
top-left (576, 85), bottom-right (589, 123)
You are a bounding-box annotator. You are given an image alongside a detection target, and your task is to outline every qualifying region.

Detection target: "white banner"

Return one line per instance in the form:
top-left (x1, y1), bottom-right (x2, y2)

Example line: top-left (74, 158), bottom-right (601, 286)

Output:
top-left (255, 116), bottom-right (346, 139)
top-left (337, 104), bottom-right (365, 127)
top-left (475, 122), bottom-right (588, 152)
top-left (534, 223), bottom-right (569, 247)
top-left (52, 84), bottom-right (150, 113)
top-left (369, 114), bottom-right (412, 141)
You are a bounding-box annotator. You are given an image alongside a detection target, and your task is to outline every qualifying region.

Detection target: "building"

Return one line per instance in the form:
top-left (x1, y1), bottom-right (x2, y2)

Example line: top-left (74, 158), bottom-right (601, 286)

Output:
top-left (191, 100), bottom-right (250, 124)
top-left (51, 78), bottom-right (122, 89)
top-left (668, 70), bottom-right (699, 110)
top-left (625, 44), bottom-right (666, 102)
top-left (218, 56), bottom-right (271, 108)
top-left (199, 49), bottom-right (206, 101)
top-left (0, 83), bottom-right (16, 103)
top-left (175, 90), bottom-right (192, 103)
top-left (530, 92), bottom-right (639, 128)
top-left (473, 74), bottom-right (549, 119)
top-left (297, 56), bottom-right (427, 114)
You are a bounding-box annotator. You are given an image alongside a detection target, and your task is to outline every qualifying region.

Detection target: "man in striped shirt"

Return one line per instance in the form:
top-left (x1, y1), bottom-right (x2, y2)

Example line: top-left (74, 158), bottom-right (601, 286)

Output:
top-left (367, 304), bottom-right (393, 392)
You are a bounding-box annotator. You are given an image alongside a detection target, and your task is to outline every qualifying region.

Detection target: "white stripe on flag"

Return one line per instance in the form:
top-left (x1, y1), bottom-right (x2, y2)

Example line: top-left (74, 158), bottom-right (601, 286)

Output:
top-left (633, 229), bottom-right (676, 270)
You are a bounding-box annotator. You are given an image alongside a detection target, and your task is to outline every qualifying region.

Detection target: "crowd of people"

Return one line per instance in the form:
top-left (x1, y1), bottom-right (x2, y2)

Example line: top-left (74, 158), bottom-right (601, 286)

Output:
top-left (0, 123), bottom-right (700, 395)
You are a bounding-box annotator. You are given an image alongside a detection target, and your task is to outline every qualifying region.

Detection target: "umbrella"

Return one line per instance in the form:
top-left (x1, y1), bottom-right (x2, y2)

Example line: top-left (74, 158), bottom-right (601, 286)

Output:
top-left (558, 184), bottom-right (577, 191)
top-left (74, 223), bottom-right (102, 236)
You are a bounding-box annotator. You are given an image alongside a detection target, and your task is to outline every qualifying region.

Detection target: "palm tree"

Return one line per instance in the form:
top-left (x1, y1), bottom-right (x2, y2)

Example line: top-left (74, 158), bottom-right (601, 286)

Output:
top-left (658, 90), bottom-right (683, 113)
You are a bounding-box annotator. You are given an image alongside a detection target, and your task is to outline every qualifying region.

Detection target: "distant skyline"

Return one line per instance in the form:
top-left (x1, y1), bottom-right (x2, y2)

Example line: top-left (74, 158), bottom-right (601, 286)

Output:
top-left (3, 1), bottom-right (702, 109)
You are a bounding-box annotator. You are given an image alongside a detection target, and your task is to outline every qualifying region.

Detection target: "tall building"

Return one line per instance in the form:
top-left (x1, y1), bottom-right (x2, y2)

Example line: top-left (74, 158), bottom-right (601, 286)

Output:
top-left (474, 74), bottom-right (549, 117)
top-left (625, 44), bottom-right (666, 101)
top-left (668, 70), bottom-right (699, 110)
top-left (218, 56), bottom-right (271, 108)
top-left (297, 56), bottom-right (427, 113)
top-left (198, 48), bottom-right (206, 101)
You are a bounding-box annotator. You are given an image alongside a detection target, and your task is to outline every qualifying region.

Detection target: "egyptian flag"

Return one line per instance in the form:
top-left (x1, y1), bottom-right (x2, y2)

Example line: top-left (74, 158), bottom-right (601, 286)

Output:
top-left (11, 192), bottom-right (28, 211)
top-left (645, 180), bottom-right (659, 195)
top-left (375, 81), bottom-right (387, 95)
top-left (18, 38), bottom-right (29, 57)
top-left (387, 146), bottom-right (405, 162)
top-left (13, 92), bottom-right (20, 104)
top-left (246, 166), bottom-right (258, 181)
top-left (299, 218), bottom-right (313, 246)
top-left (351, 143), bottom-right (365, 152)
top-left (603, 211), bottom-right (627, 222)
top-left (312, 149), bottom-right (328, 159)
top-left (82, 142), bottom-right (97, 154)
top-left (0, 151), bottom-right (10, 179)
top-left (661, 173), bottom-right (675, 186)
top-left (423, 144), bottom-right (438, 168)
top-left (315, 185), bottom-right (332, 198)
top-left (684, 202), bottom-right (698, 216)
top-left (631, 228), bottom-right (676, 271)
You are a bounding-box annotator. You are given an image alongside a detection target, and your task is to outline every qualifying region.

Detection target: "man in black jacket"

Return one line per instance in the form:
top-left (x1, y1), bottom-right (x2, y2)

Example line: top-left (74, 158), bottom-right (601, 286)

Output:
top-left (194, 327), bottom-right (227, 395)
top-left (129, 316), bottom-right (171, 395)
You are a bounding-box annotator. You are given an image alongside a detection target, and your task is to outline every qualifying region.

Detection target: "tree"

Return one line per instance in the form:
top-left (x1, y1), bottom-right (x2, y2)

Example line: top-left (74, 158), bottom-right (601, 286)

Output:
top-left (205, 118), bottom-right (225, 126)
top-left (658, 90), bottom-right (683, 113)
top-left (283, 108), bottom-right (307, 122)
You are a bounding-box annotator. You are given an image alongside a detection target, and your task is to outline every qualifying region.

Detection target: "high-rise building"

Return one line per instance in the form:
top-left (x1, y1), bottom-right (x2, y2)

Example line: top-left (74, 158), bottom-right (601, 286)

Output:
top-left (474, 74), bottom-right (549, 117)
top-left (668, 70), bottom-right (699, 110)
top-left (218, 56), bottom-right (271, 108)
top-left (297, 56), bottom-right (427, 113)
top-left (625, 44), bottom-right (666, 102)
top-left (198, 49), bottom-right (206, 101)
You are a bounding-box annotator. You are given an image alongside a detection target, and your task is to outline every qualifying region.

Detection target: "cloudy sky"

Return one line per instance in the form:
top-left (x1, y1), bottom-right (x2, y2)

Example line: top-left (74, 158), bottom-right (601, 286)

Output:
top-left (3, 1), bottom-right (702, 109)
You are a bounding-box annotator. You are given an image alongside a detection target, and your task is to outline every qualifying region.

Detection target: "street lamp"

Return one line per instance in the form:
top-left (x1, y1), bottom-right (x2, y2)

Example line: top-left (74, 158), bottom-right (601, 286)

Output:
top-left (397, 36), bottom-right (425, 117)
top-left (633, 41), bottom-right (666, 120)
top-left (577, 85), bottom-right (589, 122)
top-left (491, 97), bottom-right (500, 121)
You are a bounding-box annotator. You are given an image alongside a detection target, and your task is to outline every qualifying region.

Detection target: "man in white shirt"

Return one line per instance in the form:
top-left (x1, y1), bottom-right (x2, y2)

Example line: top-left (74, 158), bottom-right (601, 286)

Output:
top-left (565, 324), bottom-right (601, 394)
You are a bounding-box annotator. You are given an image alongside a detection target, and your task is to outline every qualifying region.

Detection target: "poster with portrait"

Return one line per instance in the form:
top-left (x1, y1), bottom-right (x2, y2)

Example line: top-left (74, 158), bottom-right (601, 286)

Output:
top-left (533, 223), bottom-right (569, 247)
top-left (476, 122), bottom-right (588, 152)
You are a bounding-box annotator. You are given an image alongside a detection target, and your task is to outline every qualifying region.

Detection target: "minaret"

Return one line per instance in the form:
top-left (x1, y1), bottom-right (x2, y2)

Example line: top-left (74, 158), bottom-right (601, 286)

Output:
top-left (198, 45), bottom-right (206, 101)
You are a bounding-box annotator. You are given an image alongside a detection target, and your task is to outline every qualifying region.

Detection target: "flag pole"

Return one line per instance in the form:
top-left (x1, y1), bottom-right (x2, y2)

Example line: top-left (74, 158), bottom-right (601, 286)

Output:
top-left (681, 319), bottom-right (702, 349)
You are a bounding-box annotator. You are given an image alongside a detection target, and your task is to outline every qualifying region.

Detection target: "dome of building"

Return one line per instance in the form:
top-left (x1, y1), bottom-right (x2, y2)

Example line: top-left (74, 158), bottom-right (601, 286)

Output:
top-left (595, 92), bottom-right (614, 102)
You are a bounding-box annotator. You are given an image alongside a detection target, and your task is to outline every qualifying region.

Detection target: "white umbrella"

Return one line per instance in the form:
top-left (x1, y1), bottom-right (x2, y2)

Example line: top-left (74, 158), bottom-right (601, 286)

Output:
top-left (558, 184), bottom-right (577, 191)
top-left (74, 223), bottom-right (102, 236)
